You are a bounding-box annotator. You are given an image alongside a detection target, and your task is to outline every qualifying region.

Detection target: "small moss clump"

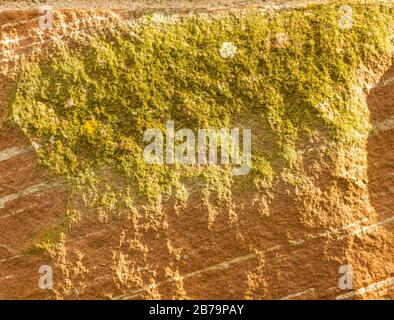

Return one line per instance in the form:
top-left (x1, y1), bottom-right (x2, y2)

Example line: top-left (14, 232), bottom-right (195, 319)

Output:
top-left (8, 2), bottom-right (394, 218)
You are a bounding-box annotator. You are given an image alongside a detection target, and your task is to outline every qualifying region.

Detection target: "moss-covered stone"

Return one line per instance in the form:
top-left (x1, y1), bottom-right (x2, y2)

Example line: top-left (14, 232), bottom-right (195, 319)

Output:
top-left (8, 2), bottom-right (394, 232)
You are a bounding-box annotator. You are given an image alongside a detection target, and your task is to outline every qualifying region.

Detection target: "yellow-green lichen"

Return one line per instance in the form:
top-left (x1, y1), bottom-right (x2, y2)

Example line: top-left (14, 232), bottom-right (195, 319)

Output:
top-left (8, 2), bottom-right (394, 217)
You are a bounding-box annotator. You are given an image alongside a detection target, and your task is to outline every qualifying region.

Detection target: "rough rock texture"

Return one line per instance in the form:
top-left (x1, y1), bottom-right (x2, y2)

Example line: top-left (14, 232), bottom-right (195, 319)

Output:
top-left (0, 1), bottom-right (393, 300)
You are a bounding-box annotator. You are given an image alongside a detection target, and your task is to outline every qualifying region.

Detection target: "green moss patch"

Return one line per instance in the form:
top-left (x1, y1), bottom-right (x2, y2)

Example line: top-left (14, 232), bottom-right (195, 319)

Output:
top-left (8, 2), bottom-right (394, 222)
